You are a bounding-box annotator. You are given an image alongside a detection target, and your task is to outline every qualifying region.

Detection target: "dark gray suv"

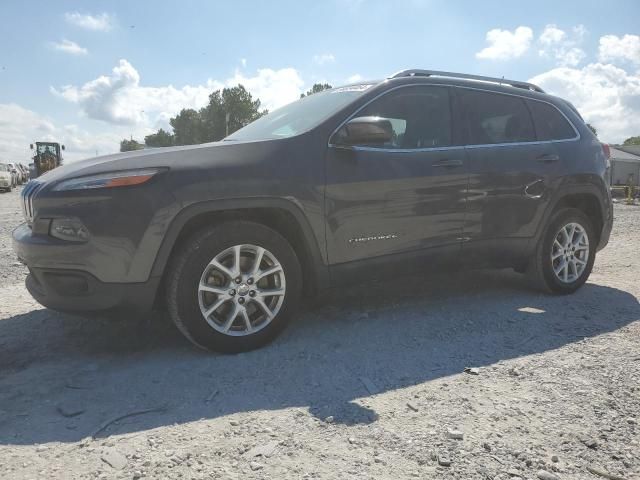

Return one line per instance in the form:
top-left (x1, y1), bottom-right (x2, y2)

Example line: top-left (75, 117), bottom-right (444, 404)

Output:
top-left (13, 69), bottom-right (613, 352)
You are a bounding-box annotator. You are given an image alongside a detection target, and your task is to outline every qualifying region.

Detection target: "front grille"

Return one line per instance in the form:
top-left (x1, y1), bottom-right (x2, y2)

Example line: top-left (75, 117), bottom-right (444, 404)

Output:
top-left (21, 181), bottom-right (42, 224)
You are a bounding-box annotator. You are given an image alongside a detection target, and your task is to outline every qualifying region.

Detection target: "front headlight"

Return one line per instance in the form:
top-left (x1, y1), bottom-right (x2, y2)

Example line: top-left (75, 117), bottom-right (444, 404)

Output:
top-left (52, 168), bottom-right (165, 192)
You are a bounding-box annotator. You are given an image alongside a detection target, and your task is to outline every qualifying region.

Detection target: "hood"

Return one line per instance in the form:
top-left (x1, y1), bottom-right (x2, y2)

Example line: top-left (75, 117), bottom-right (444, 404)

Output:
top-left (38, 142), bottom-right (227, 184)
top-left (0, 171), bottom-right (11, 179)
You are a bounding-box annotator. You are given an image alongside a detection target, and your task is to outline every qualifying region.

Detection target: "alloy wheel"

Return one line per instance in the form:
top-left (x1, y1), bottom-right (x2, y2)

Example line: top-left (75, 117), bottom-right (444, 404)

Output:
top-left (550, 222), bottom-right (589, 284)
top-left (198, 244), bottom-right (286, 336)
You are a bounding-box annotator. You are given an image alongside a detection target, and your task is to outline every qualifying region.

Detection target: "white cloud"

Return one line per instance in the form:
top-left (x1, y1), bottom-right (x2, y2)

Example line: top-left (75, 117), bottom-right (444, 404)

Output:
top-left (347, 74), bottom-right (363, 83)
top-left (5, 59), bottom-right (306, 163)
top-left (225, 68), bottom-right (304, 111)
top-left (0, 104), bottom-right (121, 163)
top-left (598, 34), bottom-right (640, 65)
top-left (49, 39), bottom-right (88, 56)
top-left (59, 124), bottom-right (123, 159)
top-left (52, 59), bottom-right (304, 128)
top-left (539, 25), bottom-right (566, 46)
top-left (0, 104), bottom-right (56, 160)
top-left (240, 58), bottom-right (247, 68)
top-left (313, 53), bottom-right (336, 65)
top-left (64, 12), bottom-right (113, 31)
top-left (51, 59), bottom-right (218, 125)
top-left (538, 24), bottom-right (586, 67)
top-left (476, 26), bottom-right (533, 60)
top-left (530, 63), bottom-right (640, 143)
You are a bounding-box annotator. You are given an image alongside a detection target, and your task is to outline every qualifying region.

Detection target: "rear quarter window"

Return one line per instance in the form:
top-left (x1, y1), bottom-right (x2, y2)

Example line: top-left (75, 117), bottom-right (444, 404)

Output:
top-left (527, 100), bottom-right (576, 141)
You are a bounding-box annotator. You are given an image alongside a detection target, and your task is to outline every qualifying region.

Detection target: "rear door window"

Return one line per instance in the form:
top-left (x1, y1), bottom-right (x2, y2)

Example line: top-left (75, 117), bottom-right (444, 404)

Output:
top-left (458, 89), bottom-right (536, 145)
top-left (527, 100), bottom-right (576, 141)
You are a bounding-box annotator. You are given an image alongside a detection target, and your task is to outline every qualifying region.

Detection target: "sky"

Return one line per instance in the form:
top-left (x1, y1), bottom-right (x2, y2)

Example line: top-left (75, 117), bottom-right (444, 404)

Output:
top-left (1, 0), bottom-right (639, 163)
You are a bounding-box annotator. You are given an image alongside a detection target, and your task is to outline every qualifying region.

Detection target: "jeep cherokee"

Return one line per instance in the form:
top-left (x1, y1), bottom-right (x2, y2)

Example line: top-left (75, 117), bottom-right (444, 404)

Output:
top-left (13, 69), bottom-right (613, 353)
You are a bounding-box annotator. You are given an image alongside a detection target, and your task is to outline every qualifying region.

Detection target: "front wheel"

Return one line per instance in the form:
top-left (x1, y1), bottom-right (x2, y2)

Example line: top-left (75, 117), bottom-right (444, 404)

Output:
top-left (166, 221), bottom-right (302, 353)
top-left (527, 208), bottom-right (596, 294)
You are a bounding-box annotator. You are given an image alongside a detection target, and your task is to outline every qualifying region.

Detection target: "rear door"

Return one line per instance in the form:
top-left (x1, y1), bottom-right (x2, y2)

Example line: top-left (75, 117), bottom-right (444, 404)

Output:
top-left (325, 85), bottom-right (469, 266)
top-left (457, 88), bottom-right (571, 264)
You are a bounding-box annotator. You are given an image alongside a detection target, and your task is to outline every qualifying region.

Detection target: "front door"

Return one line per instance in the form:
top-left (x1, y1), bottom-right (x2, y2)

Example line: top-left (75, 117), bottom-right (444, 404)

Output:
top-left (325, 85), bottom-right (468, 266)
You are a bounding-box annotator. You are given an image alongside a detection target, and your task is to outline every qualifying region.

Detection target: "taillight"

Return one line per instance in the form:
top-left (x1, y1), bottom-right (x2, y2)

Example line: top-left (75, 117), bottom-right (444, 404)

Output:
top-left (601, 143), bottom-right (611, 159)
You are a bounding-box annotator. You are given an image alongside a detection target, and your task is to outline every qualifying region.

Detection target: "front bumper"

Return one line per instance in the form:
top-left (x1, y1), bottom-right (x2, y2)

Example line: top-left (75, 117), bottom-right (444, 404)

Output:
top-left (13, 223), bottom-right (159, 313)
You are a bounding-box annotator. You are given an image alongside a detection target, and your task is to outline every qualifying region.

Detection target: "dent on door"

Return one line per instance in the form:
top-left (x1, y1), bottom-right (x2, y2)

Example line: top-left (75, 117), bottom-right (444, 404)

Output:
top-left (464, 143), bottom-right (562, 241)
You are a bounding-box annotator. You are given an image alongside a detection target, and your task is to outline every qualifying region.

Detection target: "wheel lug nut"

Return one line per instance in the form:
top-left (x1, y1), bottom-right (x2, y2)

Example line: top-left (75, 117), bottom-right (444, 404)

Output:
top-left (247, 278), bottom-right (254, 285)
top-left (238, 297), bottom-right (245, 304)
top-left (235, 277), bottom-right (241, 284)
top-left (249, 290), bottom-right (256, 297)
top-left (229, 289), bottom-right (236, 296)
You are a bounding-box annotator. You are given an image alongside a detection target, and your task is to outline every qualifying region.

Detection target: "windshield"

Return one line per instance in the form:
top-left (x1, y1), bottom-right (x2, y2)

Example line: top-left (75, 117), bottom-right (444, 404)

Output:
top-left (37, 144), bottom-right (58, 155)
top-left (0, 164), bottom-right (7, 172)
top-left (225, 84), bottom-right (373, 142)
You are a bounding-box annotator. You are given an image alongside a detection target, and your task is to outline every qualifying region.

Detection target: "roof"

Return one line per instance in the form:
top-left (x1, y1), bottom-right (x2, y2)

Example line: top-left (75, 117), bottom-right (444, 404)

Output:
top-left (389, 69), bottom-right (544, 93)
top-left (610, 147), bottom-right (640, 162)
top-left (382, 69), bottom-right (561, 106)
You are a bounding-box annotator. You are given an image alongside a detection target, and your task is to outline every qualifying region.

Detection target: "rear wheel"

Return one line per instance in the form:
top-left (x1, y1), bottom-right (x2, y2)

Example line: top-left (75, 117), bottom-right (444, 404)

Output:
top-left (166, 221), bottom-right (302, 353)
top-left (527, 208), bottom-right (596, 294)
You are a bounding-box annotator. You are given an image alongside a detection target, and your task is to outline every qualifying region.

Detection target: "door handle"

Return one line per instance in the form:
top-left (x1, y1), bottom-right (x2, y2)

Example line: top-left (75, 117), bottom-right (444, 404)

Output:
top-left (536, 153), bottom-right (560, 163)
top-left (432, 159), bottom-right (463, 168)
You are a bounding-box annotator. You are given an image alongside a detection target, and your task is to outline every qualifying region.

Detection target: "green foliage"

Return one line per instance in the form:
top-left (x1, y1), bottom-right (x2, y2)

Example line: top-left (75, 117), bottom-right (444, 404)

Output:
top-left (139, 85), bottom-right (267, 149)
top-left (586, 123), bottom-right (597, 137)
top-left (300, 83), bottom-right (333, 98)
top-left (623, 136), bottom-right (640, 146)
top-left (170, 109), bottom-right (206, 146)
top-left (120, 138), bottom-right (144, 152)
top-left (144, 128), bottom-right (175, 148)
top-left (200, 85), bottom-right (267, 142)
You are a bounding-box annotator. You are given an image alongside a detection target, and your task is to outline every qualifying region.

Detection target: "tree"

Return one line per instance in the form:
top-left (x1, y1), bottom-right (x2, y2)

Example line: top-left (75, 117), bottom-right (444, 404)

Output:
top-left (144, 128), bottom-right (175, 148)
top-left (120, 138), bottom-right (144, 152)
top-left (586, 123), bottom-right (597, 137)
top-left (300, 83), bottom-right (332, 98)
top-left (170, 109), bottom-right (205, 146)
top-left (138, 84), bottom-right (266, 150)
top-left (623, 136), bottom-right (640, 146)
top-left (200, 85), bottom-right (267, 142)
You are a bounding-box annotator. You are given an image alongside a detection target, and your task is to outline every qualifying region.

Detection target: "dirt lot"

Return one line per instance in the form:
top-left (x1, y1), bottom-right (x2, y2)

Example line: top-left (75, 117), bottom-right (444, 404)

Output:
top-left (0, 185), bottom-right (638, 480)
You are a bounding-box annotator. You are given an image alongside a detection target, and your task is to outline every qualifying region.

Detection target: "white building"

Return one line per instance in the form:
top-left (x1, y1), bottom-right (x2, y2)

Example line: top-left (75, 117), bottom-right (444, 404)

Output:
top-left (610, 146), bottom-right (640, 187)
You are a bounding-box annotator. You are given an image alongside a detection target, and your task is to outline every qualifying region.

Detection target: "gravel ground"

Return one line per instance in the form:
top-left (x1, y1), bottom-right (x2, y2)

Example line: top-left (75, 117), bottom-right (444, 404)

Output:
top-left (0, 185), bottom-right (28, 286)
top-left (0, 186), bottom-right (638, 480)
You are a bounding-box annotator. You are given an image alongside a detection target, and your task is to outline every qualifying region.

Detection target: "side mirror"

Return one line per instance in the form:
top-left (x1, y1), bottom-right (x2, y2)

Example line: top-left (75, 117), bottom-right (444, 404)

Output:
top-left (30, 144), bottom-right (33, 150)
top-left (61, 145), bottom-right (66, 151)
top-left (332, 116), bottom-right (394, 147)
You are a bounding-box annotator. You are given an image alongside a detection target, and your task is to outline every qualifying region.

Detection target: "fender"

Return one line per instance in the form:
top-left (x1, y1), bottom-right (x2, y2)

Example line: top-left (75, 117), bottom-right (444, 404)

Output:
top-left (148, 196), bottom-right (330, 291)
top-left (530, 177), bottom-right (611, 252)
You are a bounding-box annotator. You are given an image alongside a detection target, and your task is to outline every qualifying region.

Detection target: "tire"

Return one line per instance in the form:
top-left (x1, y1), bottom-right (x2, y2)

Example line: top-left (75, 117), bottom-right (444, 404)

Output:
top-left (166, 221), bottom-right (302, 353)
top-left (527, 207), bottom-right (596, 294)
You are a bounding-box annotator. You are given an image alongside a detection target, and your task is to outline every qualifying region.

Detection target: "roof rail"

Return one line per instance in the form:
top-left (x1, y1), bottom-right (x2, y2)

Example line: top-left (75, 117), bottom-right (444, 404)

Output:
top-left (389, 69), bottom-right (545, 93)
